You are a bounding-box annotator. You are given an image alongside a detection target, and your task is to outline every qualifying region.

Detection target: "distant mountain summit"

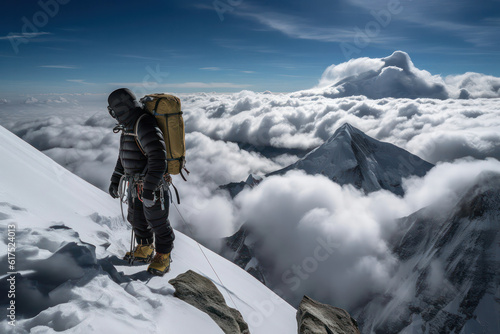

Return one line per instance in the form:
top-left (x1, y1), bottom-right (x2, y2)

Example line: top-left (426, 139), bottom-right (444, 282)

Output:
top-left (220, 174), bottom-right (262, 198)
top-left (268, 123), bottom-right (433, 196)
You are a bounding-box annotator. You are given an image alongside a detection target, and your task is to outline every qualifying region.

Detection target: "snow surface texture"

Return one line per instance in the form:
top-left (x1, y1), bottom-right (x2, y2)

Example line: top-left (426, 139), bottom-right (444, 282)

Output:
top-left (0, 125), bottom-right (297, 333)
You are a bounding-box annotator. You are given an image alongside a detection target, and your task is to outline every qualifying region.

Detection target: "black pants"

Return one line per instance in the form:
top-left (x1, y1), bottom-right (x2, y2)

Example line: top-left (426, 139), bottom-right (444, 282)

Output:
top-left (127, 190), bottom-right (175, 254)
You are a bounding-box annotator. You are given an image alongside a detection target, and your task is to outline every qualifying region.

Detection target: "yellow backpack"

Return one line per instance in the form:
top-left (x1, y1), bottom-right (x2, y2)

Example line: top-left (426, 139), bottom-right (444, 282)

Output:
top-left (139, 94), bottom-right (188, 180)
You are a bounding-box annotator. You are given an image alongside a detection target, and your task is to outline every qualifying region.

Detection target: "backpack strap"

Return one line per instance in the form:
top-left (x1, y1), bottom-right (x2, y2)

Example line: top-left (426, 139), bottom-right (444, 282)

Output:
top-left (152, 97), bottom-right (162, 114)
top-left (164, 173), bottom-right (181, 204)
top-left (123, 114), bottom-right (147, 156)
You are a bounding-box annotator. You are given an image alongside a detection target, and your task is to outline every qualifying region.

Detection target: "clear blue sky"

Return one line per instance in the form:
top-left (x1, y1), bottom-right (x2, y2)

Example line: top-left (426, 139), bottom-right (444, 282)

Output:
top-left (1, 0), bottom-right (499, 96)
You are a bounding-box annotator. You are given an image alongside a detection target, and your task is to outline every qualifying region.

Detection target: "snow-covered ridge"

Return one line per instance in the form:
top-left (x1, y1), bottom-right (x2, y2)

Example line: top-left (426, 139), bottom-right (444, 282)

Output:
top-left (0, 124), bottom-right (297, 333)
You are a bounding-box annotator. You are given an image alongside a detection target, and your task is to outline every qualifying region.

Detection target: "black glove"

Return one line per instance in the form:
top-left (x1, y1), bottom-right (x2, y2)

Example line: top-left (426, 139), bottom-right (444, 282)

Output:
top-left (142, 189), bottom-right (156, 208)
top-left (109, 182), bottom-right (119, 199)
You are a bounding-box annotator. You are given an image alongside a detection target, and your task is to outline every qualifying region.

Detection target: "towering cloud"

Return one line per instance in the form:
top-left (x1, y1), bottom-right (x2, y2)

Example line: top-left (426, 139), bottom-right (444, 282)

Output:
top-left (309, 51), bottom-right (449, 99)
top-left (304, 51), bottom-right (500, 99)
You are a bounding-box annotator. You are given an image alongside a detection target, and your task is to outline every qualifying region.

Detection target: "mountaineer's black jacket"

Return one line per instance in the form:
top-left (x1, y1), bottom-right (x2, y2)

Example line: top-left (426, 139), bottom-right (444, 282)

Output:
top-left (108, 89), bottom-right (166, 200)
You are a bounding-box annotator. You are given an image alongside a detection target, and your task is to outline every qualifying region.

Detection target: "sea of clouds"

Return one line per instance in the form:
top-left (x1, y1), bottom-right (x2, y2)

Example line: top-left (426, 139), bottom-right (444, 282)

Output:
top-left (234, 158), bottom-right (500, 309)
top-left (1, 51), bottom-right (499, 310)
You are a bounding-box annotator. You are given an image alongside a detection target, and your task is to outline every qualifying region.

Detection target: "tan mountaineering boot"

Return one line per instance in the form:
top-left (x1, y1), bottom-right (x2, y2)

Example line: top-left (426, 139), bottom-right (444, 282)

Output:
top-left (147, 252), bottom-right (171, 276)
top-left (124, 244), bottom-right (154, 263)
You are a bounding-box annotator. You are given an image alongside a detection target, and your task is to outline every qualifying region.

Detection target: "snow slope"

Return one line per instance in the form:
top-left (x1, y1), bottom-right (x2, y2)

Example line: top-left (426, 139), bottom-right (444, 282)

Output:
top-left (0, 125), bottom-right (297, 333)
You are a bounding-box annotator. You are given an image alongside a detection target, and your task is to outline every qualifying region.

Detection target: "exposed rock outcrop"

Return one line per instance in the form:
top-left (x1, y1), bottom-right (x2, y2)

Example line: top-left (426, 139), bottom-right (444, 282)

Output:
top-left (169, 270), bottom-right (250, 334)
top-left (220, 225), bottom-right (267, 284)
top-left (297, 296), bottom-right (360, 334)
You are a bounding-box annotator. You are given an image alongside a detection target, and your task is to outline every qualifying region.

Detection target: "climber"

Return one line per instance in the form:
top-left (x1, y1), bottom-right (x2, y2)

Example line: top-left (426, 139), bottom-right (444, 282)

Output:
top-left (107, 88), bottom-right (175, 276)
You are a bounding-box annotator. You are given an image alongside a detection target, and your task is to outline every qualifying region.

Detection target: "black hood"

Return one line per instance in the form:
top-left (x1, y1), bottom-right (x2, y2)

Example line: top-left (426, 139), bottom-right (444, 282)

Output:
top-left (108, 88), bottom-right (143, 127)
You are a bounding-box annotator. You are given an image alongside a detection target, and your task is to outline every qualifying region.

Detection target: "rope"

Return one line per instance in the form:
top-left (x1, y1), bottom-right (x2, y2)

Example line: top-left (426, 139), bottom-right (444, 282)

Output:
top-left (118, 175), bottom-right (128, 221)
top-left (172, 201), bottom-right (241, 313)
top-left (118, 174), bottom-right (135, 264)
top-left (128, 229), bottom-right (135, 264)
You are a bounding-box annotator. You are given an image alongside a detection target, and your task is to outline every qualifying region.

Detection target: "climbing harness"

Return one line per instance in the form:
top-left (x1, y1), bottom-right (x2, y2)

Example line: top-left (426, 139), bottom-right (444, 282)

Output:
top-left (118, 171), bottom-right (170, 264)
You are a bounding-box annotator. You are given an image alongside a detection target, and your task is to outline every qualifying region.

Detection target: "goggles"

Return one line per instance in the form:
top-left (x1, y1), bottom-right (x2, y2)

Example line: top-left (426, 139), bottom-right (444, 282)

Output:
top-left (107, 106), bottom-right (117, 118)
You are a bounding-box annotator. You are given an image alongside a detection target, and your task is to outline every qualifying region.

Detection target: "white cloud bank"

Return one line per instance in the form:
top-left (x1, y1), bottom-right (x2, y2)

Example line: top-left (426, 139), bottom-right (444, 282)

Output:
top-left (2, 57), bottom-right (500, 196)
top-left (232, 158), bottom-right (500, 308)
top-left (307, 51), bottom-right (500, 99)
top-left (183, 90), bottom-right (500, 164)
